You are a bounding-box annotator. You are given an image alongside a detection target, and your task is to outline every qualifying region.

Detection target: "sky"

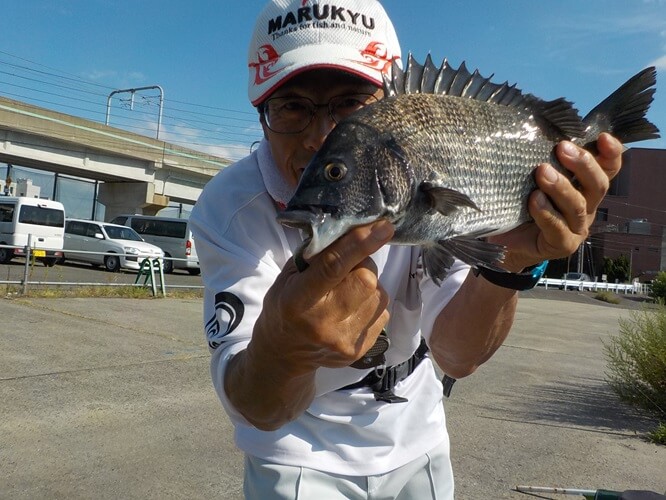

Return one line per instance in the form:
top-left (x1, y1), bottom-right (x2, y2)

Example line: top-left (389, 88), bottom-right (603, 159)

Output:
top-left (1, 0), bottom-right (665, 165)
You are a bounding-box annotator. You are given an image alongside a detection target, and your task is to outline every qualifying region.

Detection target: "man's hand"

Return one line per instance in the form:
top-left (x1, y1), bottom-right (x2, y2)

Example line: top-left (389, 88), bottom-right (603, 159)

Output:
top-left (226, 220), bottom-right (394, 430)
top-left (493, 133), bottom-right (623, 272)
top-left (252, 220), bottom-right (394, 375)
top-left (430, 133), bottom-right (623, 379)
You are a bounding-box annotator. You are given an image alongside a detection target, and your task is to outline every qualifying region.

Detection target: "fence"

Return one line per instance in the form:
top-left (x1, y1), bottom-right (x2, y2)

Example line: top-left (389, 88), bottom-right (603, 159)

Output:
top-left (538, 277), bottom-right (652, 295)
top-left (1, 242), bottom-right (656, 297)
top-left (0, 242), bottom-right (202, 296)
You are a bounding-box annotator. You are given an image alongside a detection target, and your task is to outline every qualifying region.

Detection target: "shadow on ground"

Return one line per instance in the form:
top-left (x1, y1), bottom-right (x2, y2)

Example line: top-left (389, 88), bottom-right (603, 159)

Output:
top-left (478, 378), bottom-right (659, 436)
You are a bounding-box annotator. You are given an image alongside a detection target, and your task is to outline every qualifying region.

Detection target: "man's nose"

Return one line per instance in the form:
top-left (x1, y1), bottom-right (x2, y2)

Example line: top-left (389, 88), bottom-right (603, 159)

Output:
top-left (303, 107), bottom-right (336, 151)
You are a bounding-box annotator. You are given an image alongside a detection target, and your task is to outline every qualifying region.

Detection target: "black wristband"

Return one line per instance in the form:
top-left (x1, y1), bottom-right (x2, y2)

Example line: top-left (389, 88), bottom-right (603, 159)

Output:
top-left (473, 261), bottom-right (548, 291)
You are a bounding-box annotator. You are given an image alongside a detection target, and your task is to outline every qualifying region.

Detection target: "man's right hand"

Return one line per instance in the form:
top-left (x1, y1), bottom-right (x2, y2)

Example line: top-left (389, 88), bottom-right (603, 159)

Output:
top-left (253, 219), bottom-right (394, 373)
top-left (225, 220), bottom-right (394, 430)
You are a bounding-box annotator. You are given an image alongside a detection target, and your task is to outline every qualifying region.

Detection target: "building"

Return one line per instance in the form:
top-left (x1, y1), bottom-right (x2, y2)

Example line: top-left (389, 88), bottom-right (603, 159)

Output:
top-left (0, 178), bottom-right (42, 198)
top-left (590, 147), bottom-right (666, 281)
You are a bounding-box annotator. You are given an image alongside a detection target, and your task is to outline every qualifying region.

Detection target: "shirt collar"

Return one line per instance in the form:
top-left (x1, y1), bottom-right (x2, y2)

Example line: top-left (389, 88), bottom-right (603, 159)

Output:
top-left (256, 138), bottom-right (296, 209)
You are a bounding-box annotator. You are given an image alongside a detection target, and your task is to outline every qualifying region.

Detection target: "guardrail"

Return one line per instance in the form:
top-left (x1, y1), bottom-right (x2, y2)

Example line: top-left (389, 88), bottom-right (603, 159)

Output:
top-left (537, 277), bottom-right (652, 295)
top-left (1, 242), bottom-right (654, 297)
top-left (0, 242), bottom-right (202, 296)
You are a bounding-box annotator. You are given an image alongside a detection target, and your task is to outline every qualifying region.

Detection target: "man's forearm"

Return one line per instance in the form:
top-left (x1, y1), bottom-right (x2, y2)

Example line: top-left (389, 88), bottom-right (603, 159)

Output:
top-left (224, 340), bottom-right (317, 432)
top-left (429, 270), bottom-right (518, 379)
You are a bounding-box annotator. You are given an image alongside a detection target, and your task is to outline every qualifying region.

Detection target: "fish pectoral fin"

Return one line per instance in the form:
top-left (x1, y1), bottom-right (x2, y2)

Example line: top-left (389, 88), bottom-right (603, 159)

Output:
top-left (420, 182), bottom-right (480, 216)
top-left (423, 237), bottom-right (506, 286)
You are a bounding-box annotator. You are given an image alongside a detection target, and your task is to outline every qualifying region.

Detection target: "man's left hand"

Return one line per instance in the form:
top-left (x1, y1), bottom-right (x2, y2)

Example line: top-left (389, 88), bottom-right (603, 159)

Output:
top-left (492, 132), bottom-right (623, 272)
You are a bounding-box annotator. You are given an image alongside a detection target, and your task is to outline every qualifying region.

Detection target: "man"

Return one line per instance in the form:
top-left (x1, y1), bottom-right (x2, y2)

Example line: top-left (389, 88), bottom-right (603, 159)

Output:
top-left (190, 0), bottom-right (623, 497)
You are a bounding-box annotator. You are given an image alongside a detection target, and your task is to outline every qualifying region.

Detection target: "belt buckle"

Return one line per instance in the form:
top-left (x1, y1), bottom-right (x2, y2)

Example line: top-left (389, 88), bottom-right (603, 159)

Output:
top-left (370, 361), bottom-right (409, 404)
top-left (350, 330), bottom-right (390, 369)
top-left (373, 365), bottom-right (387, 379)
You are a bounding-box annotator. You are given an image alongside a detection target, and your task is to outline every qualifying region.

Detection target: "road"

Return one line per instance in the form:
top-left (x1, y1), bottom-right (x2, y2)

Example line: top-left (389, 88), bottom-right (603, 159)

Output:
top-left (1, 292), bottom-right (664, 499)
top-left (0, 258), bottom-right (203, 291)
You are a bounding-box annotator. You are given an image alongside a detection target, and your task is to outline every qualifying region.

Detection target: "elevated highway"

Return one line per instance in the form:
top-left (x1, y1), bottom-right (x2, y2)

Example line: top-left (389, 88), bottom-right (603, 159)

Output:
top-left (0, 95), bottom-right (230, 220)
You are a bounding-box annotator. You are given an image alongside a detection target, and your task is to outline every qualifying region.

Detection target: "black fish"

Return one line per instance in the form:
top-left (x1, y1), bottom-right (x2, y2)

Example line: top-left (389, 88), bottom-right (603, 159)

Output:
top-left (278, 55), bottom-right (659, 283)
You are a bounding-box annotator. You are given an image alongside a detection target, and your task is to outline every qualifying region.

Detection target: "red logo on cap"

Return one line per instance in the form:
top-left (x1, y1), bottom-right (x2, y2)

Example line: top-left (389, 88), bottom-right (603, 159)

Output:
top-left (249, 44), bottom-right (284, 85)
top-left (358, 41), bottom-right (399, 74)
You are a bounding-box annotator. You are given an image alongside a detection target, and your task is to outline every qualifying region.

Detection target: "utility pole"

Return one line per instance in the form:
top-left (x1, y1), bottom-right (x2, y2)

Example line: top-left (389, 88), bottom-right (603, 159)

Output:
top-left (3, 163), bottom-right (12, 195)
top-left (576, 242), bottom-right (584, 274)
top-left (586, 241), bottom-right (595, 278)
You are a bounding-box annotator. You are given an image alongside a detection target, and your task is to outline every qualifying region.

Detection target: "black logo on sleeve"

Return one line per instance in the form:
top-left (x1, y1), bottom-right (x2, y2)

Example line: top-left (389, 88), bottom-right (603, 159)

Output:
top-left (205, 292), bottom-right (245, 349)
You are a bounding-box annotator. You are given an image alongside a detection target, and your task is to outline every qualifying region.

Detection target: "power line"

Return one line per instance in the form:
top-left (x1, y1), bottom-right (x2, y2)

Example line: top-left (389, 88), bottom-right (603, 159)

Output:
top-left (0, 53), bottom-right (257, 119)
top-left (603, 197), bottom-right (666, 215)
top-left (0, 77), bottom-right (261, 135)
top-left (0, 82), bottom-right (263, 150)
top-left (0, 51), bottom-right (263, 154)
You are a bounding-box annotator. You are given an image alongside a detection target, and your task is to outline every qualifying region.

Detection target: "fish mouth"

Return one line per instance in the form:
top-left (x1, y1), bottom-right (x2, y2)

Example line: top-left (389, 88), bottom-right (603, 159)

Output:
top-left (276, 206), bottom-right (363, 261)
top-left (276, 206), bottom-right (326, 233)
top-left (276, 207), bottom-right (330, 261)
top-left (276, 208), bottom-right (323, 255)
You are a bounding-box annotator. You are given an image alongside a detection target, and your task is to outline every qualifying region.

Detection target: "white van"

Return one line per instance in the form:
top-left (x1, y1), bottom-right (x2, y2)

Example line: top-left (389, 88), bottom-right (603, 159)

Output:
top-left (110, 215), bottom-right (199, 275)
top-left (0, 196), bottom-right (65, 266)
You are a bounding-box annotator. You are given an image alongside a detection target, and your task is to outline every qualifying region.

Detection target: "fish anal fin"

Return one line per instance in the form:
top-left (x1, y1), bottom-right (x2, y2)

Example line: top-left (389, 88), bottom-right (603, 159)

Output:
top-left (422, 236), bottom-right (506, 286)
top-left (443, 236), bottom-right (506, 271)
top-left (421, 182), bottom-right (480, 215)
top-left (421, 245), bottom-right (456, 286)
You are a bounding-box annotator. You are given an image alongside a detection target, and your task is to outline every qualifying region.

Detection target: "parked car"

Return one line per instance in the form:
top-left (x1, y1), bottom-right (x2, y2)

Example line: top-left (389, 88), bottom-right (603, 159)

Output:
top-left (0, 196), bottom-right (65, 266)
top-left (559, 272), bottom-right (592, 290)
top-left (63, 219), bottom-right (164, 272)
top-left (110, 214), bottom-right (199, 275)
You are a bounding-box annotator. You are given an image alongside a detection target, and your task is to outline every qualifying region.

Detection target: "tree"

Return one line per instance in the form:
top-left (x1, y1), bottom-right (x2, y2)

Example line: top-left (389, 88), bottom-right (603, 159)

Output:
top-left (603, 254), bottom-right (630, 283)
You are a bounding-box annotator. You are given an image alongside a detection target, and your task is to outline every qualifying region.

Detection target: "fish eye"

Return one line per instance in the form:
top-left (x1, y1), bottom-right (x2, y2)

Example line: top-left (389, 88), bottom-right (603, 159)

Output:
top-left (324, 163), bottom-right (347, 182)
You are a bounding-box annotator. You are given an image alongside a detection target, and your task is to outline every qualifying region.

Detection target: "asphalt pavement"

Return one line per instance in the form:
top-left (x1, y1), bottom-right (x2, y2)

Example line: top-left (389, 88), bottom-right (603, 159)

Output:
top-left (1, 291), bottom-right (664, 499)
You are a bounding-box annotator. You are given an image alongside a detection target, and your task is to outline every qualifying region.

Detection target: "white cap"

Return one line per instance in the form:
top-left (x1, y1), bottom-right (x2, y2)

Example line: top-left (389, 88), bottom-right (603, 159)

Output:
top-left (248, 0), bottom-right (401, 105)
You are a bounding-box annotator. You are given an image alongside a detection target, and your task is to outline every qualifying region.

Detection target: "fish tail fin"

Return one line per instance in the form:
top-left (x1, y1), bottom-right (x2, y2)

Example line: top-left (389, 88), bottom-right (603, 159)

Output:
top-left (423, 236), bottom-right (505, 286)
top-left (583, 67), bottom-right (660, 146)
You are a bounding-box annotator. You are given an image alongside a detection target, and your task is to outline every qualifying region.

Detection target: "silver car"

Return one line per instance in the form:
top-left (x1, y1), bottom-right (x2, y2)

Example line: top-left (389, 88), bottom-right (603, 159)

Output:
top-left (559, 272), bottom-right (592, 290)
top-left (63, 219), bottom-right (164, 272)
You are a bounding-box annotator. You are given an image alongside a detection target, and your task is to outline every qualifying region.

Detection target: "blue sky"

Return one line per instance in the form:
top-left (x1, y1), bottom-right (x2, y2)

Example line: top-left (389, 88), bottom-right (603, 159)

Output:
top-left (2, 0), bottom-right (665, 162)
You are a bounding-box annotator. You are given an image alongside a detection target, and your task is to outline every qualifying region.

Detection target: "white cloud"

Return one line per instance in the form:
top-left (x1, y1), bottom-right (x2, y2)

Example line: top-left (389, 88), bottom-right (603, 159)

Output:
top-left (197, 144), bottom-right (252, 162)
top-left (80, 70), bottom-right (147, 89)
top-left (155, 123), bottom-right (252, 163)
top-left (649, 54), bottom-right (666, 69)
top-left (81, 69), bottom-right (117, 81)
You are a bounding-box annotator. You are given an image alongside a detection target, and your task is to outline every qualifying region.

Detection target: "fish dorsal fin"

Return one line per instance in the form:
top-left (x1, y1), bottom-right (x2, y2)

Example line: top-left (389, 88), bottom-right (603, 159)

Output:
top-left (382, 54), bottom-right (587, 139)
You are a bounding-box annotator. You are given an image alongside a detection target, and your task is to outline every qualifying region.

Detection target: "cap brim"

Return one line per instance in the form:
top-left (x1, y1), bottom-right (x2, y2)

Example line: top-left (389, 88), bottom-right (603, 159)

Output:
top-left (249, 44), bottom-right (389, 106)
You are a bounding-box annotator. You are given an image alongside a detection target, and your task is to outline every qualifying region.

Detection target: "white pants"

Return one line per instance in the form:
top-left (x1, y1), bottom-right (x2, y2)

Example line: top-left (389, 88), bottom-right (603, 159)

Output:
top-left (243, 441), bottom-right (454, 500)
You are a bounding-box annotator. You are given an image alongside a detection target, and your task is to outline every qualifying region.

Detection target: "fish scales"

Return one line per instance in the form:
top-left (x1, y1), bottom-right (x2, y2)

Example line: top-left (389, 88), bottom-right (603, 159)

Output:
top-left (277, 56), bottom-right (660, 284)
top-left (359, 94), bottom-right (554, 239)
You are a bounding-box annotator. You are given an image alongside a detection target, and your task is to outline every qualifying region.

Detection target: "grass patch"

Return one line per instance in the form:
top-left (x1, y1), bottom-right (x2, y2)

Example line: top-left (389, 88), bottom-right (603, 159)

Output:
top-left (594, 291), bottom-right (621, 304)
top-left (4, 285), bottom-right (203, 299)
top-left (648, 422), bottom-right (666, 445)
top-left (604, 306), bottom-right (666, 444)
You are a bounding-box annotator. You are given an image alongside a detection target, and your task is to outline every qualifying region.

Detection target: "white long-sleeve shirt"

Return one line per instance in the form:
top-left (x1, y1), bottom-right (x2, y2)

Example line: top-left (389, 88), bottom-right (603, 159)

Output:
top-left (190, 139), bottom-right (468, 476)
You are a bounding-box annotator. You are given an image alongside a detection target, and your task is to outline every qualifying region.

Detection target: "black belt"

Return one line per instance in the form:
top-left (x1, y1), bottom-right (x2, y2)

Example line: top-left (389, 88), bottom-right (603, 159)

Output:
top-left (339, 338), bottom-right (430, 403)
